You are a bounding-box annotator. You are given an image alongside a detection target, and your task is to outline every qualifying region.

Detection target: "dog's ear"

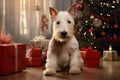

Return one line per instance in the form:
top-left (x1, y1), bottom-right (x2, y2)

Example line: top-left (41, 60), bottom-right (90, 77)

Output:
top-left (67, 4), bottom-right (77, 18)
top-left (49, 7), bottom-right (58, 20)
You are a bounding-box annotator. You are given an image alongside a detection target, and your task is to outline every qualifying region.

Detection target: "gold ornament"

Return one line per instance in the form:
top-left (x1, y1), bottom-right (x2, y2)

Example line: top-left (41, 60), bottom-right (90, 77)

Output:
top-left (93, 18), bottom-right (102, 27)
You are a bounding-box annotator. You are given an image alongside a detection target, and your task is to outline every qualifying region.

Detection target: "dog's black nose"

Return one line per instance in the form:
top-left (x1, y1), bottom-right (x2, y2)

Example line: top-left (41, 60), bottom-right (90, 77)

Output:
top-left (61, 31), bottom-right (67, 37)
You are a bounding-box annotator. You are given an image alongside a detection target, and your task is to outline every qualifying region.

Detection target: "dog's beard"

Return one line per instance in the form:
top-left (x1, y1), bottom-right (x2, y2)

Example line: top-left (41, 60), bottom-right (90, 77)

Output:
top-left (54, 33), bottom-right (73, 42)
top-left (58, 37), bottom-right (69, 42)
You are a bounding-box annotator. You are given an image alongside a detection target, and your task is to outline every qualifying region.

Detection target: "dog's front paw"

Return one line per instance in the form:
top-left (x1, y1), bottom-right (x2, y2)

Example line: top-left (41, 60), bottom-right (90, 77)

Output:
top-left (43, 68), bottom-right (56, 76)
top-left (56, 66), bottom-right (62, 72)
top-left (69, 68), bottom-right (81, 75)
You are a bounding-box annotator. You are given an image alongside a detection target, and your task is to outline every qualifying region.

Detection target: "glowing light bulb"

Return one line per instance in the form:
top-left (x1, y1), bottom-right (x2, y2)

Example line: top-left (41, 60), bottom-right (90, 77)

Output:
top-left (103, 26), bottom-right (105, 28)
top-left (100, 13), bottom-right (103, 15)
top-left (107, 14), bottom-right (110, 17)
top-left (91, 42), bottom-right (93, 45)
top-left (113, 1), bottom-right (116, 3)
top-left (111, 6), bottom-right (115, 8)
top-left (85, 20), bottom-right (88, 23)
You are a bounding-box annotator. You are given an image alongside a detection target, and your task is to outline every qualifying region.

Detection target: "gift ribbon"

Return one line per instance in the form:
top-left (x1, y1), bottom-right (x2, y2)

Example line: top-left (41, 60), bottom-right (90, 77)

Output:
top-left (14, 45), bottom-right (18, 72)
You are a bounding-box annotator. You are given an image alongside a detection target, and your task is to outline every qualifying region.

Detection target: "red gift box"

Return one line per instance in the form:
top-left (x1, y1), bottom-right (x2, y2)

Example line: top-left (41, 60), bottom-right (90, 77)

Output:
top-left (26, 48), bottom-right (42, 67)
top-left (30, 48), bottom-right (42, 57)
top-left (80, 47), bottom-right (101, 68)
top-left (0, 43), bottom-right (26, 75)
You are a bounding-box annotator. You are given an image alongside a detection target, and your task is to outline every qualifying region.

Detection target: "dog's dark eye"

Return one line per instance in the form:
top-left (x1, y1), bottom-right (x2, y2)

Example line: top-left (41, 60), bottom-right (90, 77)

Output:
top-left (56, 21), bottom-right (60, 24)
top-left (67, 20), bottom-right (71, 24)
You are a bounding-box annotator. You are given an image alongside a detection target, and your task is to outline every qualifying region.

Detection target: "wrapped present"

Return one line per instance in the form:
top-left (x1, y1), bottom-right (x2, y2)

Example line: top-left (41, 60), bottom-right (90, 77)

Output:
top-left (30, 35), bottom-right (49, 52)
top-left (26, 48), bottom-right (42, 67)
top-left (103, 50), bottom-right (118, 61)
top-left (0, 43), bottom-right (26, 75)
top-left (80, 46), bottom-right (101, 68)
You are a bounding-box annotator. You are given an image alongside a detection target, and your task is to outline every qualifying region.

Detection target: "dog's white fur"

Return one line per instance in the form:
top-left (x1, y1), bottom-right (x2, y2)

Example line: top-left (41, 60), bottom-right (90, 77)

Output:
top-left (43, 6), bottom-right (84, 76)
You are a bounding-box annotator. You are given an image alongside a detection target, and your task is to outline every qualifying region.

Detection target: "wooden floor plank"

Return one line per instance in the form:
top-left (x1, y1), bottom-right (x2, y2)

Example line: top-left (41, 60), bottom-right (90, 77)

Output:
top-left (0, 60), bottom-right (120, 80)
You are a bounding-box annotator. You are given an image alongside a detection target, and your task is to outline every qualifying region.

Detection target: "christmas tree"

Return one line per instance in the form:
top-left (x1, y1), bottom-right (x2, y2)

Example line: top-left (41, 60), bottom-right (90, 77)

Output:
top-left (74, 0), bottom-right (120, 53)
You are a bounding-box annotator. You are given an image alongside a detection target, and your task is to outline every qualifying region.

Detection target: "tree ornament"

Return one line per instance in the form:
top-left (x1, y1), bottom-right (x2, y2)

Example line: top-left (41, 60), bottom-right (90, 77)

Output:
top-left (89, 27), bottom-right (94, 33)
top-left (93, 18), bottom-right (102, 27)
top-left (76, 3), bottom-right (84, 11)
top-left (113, 23), bottom-right (119, 29)
top-left (41, 15), bottom-right (48, 33)
top-left (101, 31), bottom-right (106, 36)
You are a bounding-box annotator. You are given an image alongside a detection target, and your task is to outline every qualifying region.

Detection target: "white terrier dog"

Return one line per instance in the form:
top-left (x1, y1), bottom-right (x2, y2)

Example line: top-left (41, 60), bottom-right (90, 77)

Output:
top-left (43, 5), bottom-right (84, 76)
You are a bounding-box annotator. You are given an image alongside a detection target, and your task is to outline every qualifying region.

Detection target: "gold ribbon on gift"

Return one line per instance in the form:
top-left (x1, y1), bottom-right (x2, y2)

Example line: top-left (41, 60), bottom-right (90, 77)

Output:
top-left (14, 45), bottom-right (18, 72)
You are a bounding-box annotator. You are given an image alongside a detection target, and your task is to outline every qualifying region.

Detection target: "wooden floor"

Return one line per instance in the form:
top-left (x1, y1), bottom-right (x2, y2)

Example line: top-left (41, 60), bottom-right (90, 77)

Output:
top-left (0, 59), bottom-right (120, 80)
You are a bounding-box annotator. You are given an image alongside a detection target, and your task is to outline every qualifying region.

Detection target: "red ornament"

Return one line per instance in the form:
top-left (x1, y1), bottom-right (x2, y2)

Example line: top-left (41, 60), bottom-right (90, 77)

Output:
top-left (89, 28), bottom-right (94, 33)
top-left (41, 15), bottom-right (48, 33)
top-left (76, 3), bottom-right (84, 11)
top-left (113, 23), bottom-right (119, 29)
top-left (101, 32), bottom-right (106, 36)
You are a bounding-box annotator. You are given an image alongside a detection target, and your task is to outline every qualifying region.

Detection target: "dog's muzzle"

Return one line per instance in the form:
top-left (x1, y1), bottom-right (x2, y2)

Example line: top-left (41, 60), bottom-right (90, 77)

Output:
top-left (61, 31), bottom-right (67, 38)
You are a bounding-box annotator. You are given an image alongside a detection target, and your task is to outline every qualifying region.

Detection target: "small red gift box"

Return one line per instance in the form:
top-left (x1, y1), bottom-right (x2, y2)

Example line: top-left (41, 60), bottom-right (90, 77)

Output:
top-left (80, 46), bottom-right (101, 68)
top-left (30, 48), bottom-right (42, 57)
top-left (0, 43), bottom-right (26, 75)
top-left (26, 48), bottom-right (42, 67)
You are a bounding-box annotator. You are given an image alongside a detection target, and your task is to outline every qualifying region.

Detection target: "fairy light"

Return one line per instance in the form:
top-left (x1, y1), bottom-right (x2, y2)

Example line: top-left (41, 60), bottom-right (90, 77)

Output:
top-left (91, 42), bottom-right (93, 45)
top-left (100, 13), bottom-right (103, 15)
top-left (94, 46), bottom-right (97, 49)
top-left (103, 3), bottom-right (106, 5)
top-left (106, 3), bottom-right (110, 7)
top-left (103, 26), bottom-right (105, 28)
top-left (85, 20), bottom-right (88, 23)
top-left (94, 18), bottom-right (98, 21)
top-left (100, 2), bottom-right (103, 5)
top-left (111, 6), bottom-right (115, 8)
top-left (83, 32), bottom-right (87, 35)
top-left (107, 14), bottom-right (110, 17)
top-left (113, 1), bottom-right (116, 3)
top-left (100, 3), bottom-right (103, 7)
top-left (104, 22), bottom-right (106, 24)
top-left (90, 0), bottom-right (94, 4)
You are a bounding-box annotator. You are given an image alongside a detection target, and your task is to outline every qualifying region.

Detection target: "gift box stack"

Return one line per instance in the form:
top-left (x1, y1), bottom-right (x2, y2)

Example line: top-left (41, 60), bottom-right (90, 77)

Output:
top-left (28, 35), bottom-right (49, 63)
top-left (0, 31), bottom-right (27, 75)
top-left (80, 46), bottom-right (101, 68)
top-left (30, 35), bottom-right (49, 52)
top-left (26, 48), bottom-right (42, 67)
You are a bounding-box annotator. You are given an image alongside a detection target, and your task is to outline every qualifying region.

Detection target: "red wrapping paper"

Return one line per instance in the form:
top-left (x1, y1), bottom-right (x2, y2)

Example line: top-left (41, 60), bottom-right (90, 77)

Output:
top-left (80, 46), bottom-right (101, 68)
top-left (26, 48), bottom-right (42, 67)
top-left (27, 57), bottom-right (42, 67)
top-left (0, 43), bottom-right (26, 75)
top-left (30, 48), bottom-right (42, 57)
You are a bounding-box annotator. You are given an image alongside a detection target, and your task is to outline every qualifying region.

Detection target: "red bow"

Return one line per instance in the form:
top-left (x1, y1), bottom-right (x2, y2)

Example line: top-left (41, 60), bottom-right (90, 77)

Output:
top-left (0, 30), bottom-right (15, 44)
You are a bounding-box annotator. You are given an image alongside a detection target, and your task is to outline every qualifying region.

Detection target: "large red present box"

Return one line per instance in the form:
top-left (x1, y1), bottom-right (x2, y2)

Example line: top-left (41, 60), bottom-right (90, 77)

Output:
top-left (0, 43), bottom-right (26, 75)
top-left (26, 48), bottom-right (42, 67)
top-left (80, 47), bottom-right (101, 68)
